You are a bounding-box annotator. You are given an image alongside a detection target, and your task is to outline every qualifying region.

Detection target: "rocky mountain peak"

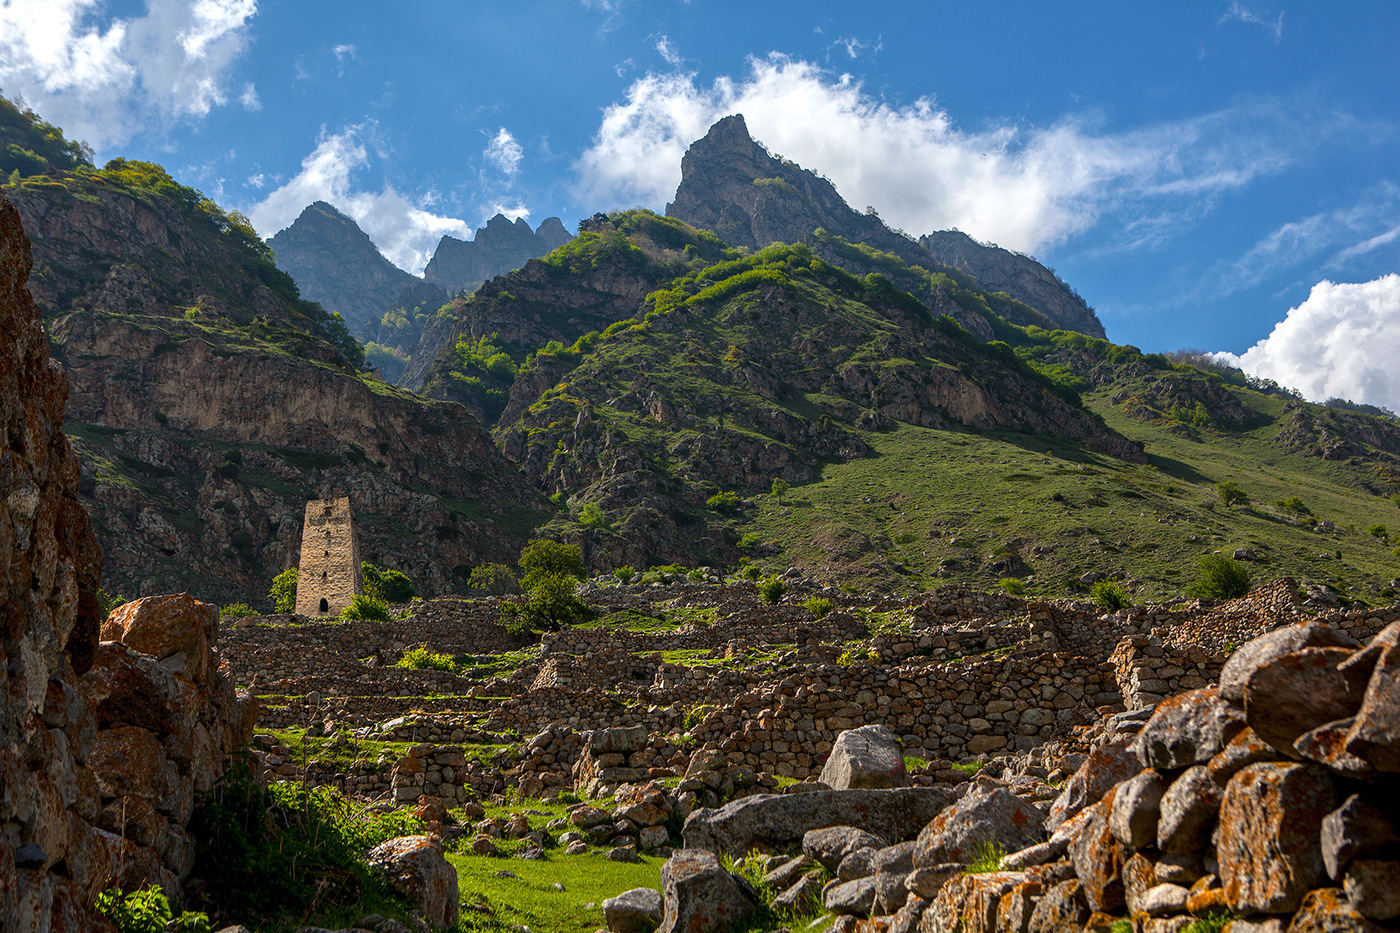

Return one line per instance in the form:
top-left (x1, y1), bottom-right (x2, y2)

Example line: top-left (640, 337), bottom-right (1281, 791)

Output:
top-left (423, 213), bottom-right (573, 294)
top-left (268, 201), bottom-right (419, 332)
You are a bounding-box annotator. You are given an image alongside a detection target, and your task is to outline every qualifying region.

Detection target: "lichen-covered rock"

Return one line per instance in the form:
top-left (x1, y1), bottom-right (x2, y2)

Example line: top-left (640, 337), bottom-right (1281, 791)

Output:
top-left (1243, 647), bottom-right (1360, 753)
top-left (1207, 727), bottom-right (1276, 785)
top-left (1046, 741), bottom-right (1139, 833)
top-left (1343, 634), bottom-right (1400, 773)
top-left (603, 886), bottom-right (663, 933)
top-left (914, 783), bottom-right (1044, 867)
top-left (1287, 888), bottom-right (1385, 933)
top-left (996, 878), bottom-right (1043, 933)
top-left (823, 876), bottom-right (878, 916)
top-left (682, 787), bottom-right (953, 856)
top-left (1320, 794), bottom-right (1399, 881)
top-left (1110, 768), bottom-right (1165, 849)
top-left (805, 826), bottom-right (888, 872)
top-left (1156, 766), bottom-right (1222, 854)
top-left (1218, 763), bottom-right (1334, 914)
top-left (821, 724), bottom-right (909, 789)
top-left (1026, 878), bottom-right (1088, 933)
top-left (1131, 687), bottom-right (1244, 770)
top-left (658, 850), bottom-right (754, 933)
top-left (1219, 623), bottom-right (1357, 705)
top-left (367, 836), bottom-right (459, 929)
top-left (1068, 799), bottom-right (1124, 913)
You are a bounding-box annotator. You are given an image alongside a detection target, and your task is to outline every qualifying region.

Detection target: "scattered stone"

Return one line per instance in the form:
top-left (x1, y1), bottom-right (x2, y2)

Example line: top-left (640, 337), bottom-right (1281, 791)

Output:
top-left (1109, 768), bottom-right (1166, 849)
top-left (804, 826), bottom-right (888, 873)
top-left (1344, 633), bottom-right (1400, 772)
top-left (366, 836), bottom-right (459, 930)
top-left (1320, 794), bottom-right (1399, 880)
top-left (657, 850), bottom-right (754, 933)
top-left (1046, 741), bottom-right (1139, 833)
top-left (914, 783), bottom-right (1044, 867)
top-left (1243, 647), bottom-right (1360, 752)
top-left (1218, 622), bottom-right (1358, 705)
top-left (820, 724), bottom-right (909, 790)
top-left (822, 877), bottom-right (877, 916)
top-left (1131, 687), bottom-right (1244, 771)
top-left (602, 887), bottom-right (662, 933)
top-left (1156, 766), bottom-right (1223, 854)
top-left (1288, 888), bottom-right (1386, 933)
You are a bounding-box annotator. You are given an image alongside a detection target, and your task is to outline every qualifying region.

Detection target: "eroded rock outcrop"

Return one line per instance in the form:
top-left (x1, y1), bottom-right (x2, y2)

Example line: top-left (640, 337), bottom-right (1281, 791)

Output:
top-left (423, 213), bottom-right (571, 295)
top-left (1, 198), bottom-right (255, 931)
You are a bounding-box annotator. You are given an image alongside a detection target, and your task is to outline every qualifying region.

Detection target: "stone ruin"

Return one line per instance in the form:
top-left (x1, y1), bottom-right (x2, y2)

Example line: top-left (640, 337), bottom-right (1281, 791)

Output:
top-left (294, 495), bottom-right (363, 618)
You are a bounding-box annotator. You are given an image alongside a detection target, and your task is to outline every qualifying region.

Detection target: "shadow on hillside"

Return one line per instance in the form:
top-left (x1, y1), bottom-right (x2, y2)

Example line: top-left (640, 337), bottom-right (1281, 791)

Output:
top-left (1146, 452), bottom-right (1211, 485)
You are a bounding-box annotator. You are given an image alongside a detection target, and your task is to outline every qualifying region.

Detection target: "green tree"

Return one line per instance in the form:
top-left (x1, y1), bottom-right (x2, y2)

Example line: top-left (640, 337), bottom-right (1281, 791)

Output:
top-left (361, 562), bottom-right (414, 603)
top-left (578, 501), bottom-right (608, 528)
top-left (770, 478), bottom-right (790, 500)
top-left (1216, 481), bottom-right (1250, 509)
top-left (269, 567), bottom-right (298, 613)
top-left (519, 539), bottom-right (587, 587)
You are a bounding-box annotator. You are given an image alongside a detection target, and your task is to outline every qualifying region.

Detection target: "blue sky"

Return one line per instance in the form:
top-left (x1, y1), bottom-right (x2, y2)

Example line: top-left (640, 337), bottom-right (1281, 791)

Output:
top-left (3, 1), bottom-right (1399, 407)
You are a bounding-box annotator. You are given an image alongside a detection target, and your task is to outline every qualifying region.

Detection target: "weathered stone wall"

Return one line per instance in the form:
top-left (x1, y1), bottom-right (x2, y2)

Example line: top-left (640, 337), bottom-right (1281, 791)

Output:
top-left (295, 496), bottom-right (363, 618)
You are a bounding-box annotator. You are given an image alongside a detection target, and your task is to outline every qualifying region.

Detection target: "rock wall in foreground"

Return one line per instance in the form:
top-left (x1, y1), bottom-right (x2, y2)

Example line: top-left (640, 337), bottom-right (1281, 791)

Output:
top-left (1, 197), bottom-right (257, 931)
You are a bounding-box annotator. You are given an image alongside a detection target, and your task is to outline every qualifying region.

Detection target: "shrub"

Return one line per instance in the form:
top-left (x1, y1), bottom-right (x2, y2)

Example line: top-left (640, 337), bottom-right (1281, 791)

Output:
top-left (737, 532), bottom-right (764, 552)
top-left (187, 761), bottom-right (422, 926)
top-left (742, 564), bottom-right (762, 581)
top-left (359, 563), bottom-right (415, 603)
top-left (578, 501), bottom-right (608, 528)
top-left (998, 577), bottom-right (1026, 596)
top-left (1216, 481), bottom-right (1250, 509)
top-left (395, 647), bottom-right (454, 671)
top-left (97, 588), bottom-right (129, 618)
top-left (502, 569), bottom-right (594, 632)
top-left (1368, 523), bottom-right (1388, 539)
top-left (341, 594), bottom-right (391, 622)
top-left (1277, 495), bottom-right (1311, 515)
top-left (95, 885), bottom-right (210, 933)
top-left (757, 575), bottom-right (787, 604)
top-left (613, 564), bottom-right (636, 583)
top-left (1189, 554), bottom-right (1252, 600)
top-left (803, 596), bottom-right (833, 618)
top-left (1092, 580), bottom-right (1131, 611)
top-left (220, 602), bottom-right (257, 620)
top-left (268, 567), bottom-right (298, 613)
top-left (706, 490), bottom-right (742, 513)
top-left (469, 562), bottom-right (518, 595)
top-left (770, 478), bottom-right (790, 499)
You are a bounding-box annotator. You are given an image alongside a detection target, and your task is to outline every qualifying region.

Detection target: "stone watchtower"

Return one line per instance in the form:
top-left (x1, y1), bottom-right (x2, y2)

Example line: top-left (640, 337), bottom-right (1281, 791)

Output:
top-left (295, 496), bottom-right (363, 618)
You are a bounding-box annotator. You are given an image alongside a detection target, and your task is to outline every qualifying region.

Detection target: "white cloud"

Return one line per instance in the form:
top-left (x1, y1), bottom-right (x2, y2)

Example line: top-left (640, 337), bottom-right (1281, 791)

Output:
top-left (575, 55), bottom-right (1301, 256)
top-left (1209, 183), bottom-right (1400, 298)
top-left (0, 0), bottom-right (258, 150)
top-left (248, 125), bottom-right (471, 274)
top-left (483, 128), bottom-right (523, 178)
top-left (655, 35), bottom-right (682, 66)
top-left (332, 43), bottom-right (356, 61)
top-left (1222, 275), bottom-right (1400, 410)
top-left (489, 202), bottom-right (532, 223)
top-left (1218, 2), bottom-right (1284, 42)
top-left (239, 82), bottom-right (260, 110)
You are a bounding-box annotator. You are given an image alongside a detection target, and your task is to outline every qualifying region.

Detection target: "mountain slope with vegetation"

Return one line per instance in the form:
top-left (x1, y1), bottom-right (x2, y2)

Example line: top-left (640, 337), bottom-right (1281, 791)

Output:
top-left (0, 95), bottom-right (545, 605)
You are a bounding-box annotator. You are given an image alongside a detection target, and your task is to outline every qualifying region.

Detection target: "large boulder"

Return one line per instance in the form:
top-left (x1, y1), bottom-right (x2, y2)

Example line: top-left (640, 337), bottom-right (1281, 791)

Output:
top-left (657, 850), bottom-right (754, 933)
top-left (366, 836), bottom-right (459, 930)
top-left (820, 725), bottom-right (908, 790)
top-left (100, 594), bottom-right (219, 685)
top-left (1069, 798), bottom-right (1124, 913)
top-left (1217, 763), bottom-right (1334, 914)
top-left (1219, 622), bottom-right (1357, 704)
top-left (603, 887), bottom-right (663, 933)
top-left (1155, 766), bottom-right (1222, 854)
top-left (1321, 794), bottom-right (1399, 881)
top-left (1109, 768), bottom-right (1165, 849)
top-left (682, 787), bottom-right (955, 856)
top-left (1243, 647), bottom-right (1361, 752)
top-left (1131, 687), bottom-right (1244, 770)
top-left (913, 782), bottom-right (1044, 867)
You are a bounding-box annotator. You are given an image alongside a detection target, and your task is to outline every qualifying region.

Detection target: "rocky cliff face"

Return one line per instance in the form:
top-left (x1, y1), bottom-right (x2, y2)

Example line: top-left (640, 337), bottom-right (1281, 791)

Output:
top-left (423, 213), bottom-right (572, 294)
top-left (920, 229), bottom-right (1106, 339)
top-left (1, 197), bottom-right (256, 930)
top-left (5, 159), bottom-right (545, 606)
top-left (268, 201), bottom-right (426, 333)
top-left (668, 115), bottom-right (1108, 338)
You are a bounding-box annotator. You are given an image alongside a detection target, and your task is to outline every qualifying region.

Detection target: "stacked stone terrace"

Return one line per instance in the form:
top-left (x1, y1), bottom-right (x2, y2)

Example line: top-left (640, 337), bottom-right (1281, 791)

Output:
top-left (230, 575), bottom-right (1400, 804)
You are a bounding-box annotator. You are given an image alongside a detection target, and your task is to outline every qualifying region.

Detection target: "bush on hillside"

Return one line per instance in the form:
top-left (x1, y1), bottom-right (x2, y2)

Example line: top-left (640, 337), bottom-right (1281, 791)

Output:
top-left (1188, 554), bottom-right (1252, 600)
top-left (706, 490), bottom-right (742, 513)
top-left (341, 594), bottom-right (391, 622)
top-left (395, 647), bottom-right (454, 671)
top-left (361, 562), bottom-right (416, 603)
top-left (1216, 481), bottom-right (1250, 509)
top-left (757, 576), bottom-right (787, 605)
top-left (1092, 580), bottom-right (1131, 611)
top-left (803, 596), bottom-right (832, 618)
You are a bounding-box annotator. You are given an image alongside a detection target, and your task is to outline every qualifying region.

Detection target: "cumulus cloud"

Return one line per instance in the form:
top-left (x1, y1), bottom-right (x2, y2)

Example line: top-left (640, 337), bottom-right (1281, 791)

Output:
top-left (574, 55), bottom-right (1301, 255)
top-left (248, 125), bottom-right (471, 274)
top-left (483, 128), bottom-right (524, 178)
top-left (655, 36), bottom-right (682, 67)
top-left (1218, 2), bottom-right (1284, 42)
top-left (1221, 275), bottom-right (1400, 410)
top-left (0, 0), bottom-right (258, 150)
